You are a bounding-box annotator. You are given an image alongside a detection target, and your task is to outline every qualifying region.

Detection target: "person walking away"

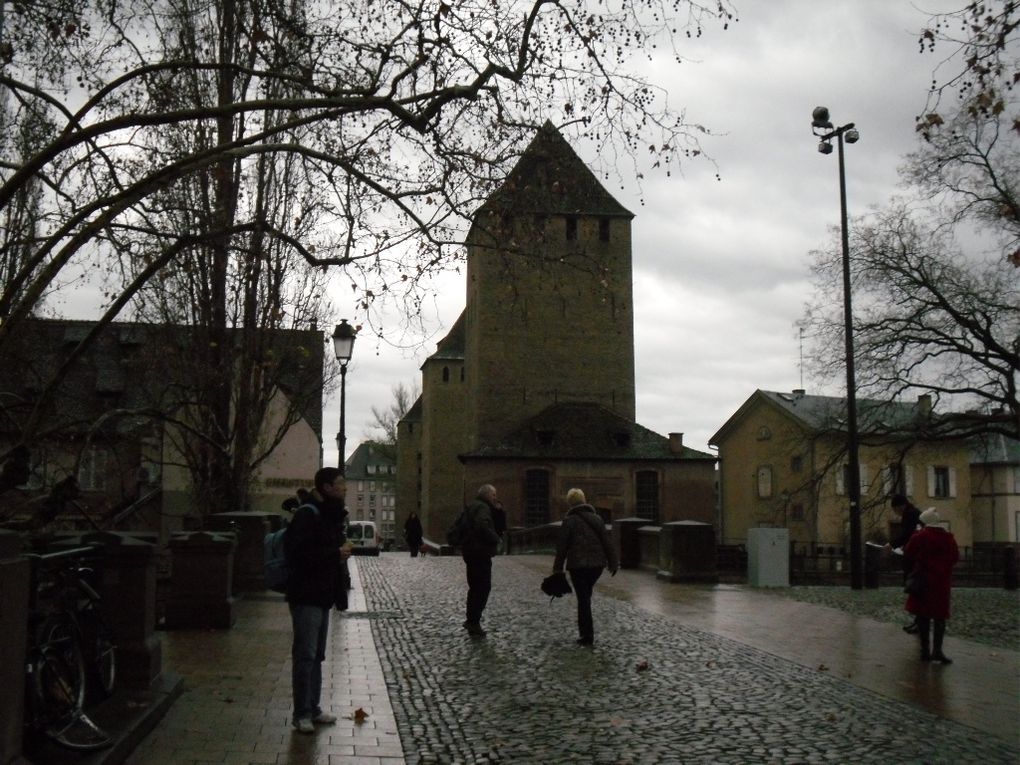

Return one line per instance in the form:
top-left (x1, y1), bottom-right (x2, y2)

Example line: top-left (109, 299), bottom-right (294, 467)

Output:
top-left (461, 484), bottom-right (502, 637)
top-left (885, 493), bottom-right (923, 633)
top-left (405, 511), bottom-right (424, 557)
top-left (904, 507), bottom-right (959, 664)
top-left (285, 467), bottom-right (352, 733)
top-left (553, 488), bottom-right (619, 647)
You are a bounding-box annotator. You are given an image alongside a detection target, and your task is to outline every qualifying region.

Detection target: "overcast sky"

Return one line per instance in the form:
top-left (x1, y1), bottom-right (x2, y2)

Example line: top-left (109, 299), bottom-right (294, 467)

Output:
top-left (324, 0), bottom-right (967, 465)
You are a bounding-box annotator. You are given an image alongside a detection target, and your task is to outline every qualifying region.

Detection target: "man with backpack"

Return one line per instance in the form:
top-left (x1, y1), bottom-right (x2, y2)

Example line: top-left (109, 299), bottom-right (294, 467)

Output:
top-left (284, 467), bottom-right (351, 733)
top-left (460, 483), bottom-right (503, 637)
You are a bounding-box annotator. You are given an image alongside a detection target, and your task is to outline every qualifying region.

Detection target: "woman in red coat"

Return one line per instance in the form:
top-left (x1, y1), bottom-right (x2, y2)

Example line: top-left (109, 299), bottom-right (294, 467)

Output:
top-left (904, 507), bottom-right (959, 664)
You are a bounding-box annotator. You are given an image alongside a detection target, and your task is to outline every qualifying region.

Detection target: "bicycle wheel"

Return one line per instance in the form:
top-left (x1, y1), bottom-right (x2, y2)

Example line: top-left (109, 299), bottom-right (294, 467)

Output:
top-left (28, 615), bottom-right (86, 728)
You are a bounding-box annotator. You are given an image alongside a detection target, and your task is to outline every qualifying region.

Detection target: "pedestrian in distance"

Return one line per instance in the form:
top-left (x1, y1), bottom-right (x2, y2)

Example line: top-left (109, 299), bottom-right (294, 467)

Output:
top-left (885, 493), bottom-right (923, 633)
top-left (284, 467), bottom-right (352, 733)
top-left (552, 488), bottom-right (618, 647)
top-left (460, 484), bottom-right (502, 637)
top-left (404, 511), bottom-right (424, 557)
top-left (904, 507), bottom-right (959, 664)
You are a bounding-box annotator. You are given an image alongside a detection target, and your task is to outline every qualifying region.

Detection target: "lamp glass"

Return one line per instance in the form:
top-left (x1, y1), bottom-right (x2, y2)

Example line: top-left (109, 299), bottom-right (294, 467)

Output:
top-left (332, 321), bottom-right (356, 363)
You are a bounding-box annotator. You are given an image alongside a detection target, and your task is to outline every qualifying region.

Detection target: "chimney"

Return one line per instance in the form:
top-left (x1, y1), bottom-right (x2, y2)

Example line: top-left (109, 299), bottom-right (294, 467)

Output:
top-left (792, 389), bottom-right (806, 398)
top-left (668, 432), bottom-right (684, 454)
top-left (917, 394), bottom-right (932, 417)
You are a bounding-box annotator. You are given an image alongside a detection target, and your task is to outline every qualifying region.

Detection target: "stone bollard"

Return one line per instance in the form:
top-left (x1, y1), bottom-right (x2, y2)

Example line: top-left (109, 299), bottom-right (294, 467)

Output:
top-left (81, 531), bottom-right (162, 691)
top-left (656, 521), bottom-right (718, 583)
top-left (0, 530), bottom-right (30, 765)
top-left (612, 517), bottom-right (652, 570)
top-left (165, 532), bottom-right (238, 629)
top-left (205, 511), bottom-right (274, 592)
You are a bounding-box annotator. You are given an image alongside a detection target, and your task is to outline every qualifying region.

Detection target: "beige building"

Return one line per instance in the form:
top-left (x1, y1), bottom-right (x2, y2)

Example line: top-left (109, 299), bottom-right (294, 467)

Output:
top-left (710, 389), bottom-right (975, 548)
top-left (343, 441), bottom-right (397, 544)
top-left (397, 123), bottom-right (716, 541)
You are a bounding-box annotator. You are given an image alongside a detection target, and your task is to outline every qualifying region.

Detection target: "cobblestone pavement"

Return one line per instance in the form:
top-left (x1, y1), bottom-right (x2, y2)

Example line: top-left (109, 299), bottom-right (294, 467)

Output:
top-left (763, 586), bottom-right (1020, 652)
top-left (360, 555), bottom-right (1019, 765)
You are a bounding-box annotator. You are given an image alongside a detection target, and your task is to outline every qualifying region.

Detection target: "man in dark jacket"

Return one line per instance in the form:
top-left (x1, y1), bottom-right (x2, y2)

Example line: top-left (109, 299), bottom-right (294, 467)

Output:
top-left (284, 467), bottom-right (351, 733)
top-left (461, 483), bottom-right (502, 637)
top-left (885, 493), bottom-right (922, 634)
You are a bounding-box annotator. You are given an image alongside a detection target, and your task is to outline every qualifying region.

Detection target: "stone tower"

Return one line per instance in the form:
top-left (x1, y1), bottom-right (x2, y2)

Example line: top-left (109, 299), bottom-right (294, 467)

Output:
top-left (463, 122), bottom-right (636, 450)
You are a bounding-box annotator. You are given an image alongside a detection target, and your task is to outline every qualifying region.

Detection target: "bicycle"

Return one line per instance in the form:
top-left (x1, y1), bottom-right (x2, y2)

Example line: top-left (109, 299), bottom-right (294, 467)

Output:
top-left (24, 544), bottom-right (116, 751)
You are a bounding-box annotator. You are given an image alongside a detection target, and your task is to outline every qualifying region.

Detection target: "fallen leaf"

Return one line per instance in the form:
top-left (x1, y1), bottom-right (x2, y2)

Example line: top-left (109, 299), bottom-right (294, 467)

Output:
top-left (817, 664), bottom-right (829, 672)
top-left (352, 708), bottom-right (369, 724)
top-left (635, 660), bottom-right (649, 672)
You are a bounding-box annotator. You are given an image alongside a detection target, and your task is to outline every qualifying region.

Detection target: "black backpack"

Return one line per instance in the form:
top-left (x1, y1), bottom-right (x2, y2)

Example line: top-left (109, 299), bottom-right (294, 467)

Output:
top-left (446, 506), bottom-right (473, 547)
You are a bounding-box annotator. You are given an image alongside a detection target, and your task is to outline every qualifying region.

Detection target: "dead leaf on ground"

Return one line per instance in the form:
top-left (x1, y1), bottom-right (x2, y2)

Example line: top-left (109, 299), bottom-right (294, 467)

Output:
top-left (635, 660), bottom-right (649, 672)
top-left (817, 664), bottom-right (829, 672)
top-left (352, 707), bottom-right (369, 724)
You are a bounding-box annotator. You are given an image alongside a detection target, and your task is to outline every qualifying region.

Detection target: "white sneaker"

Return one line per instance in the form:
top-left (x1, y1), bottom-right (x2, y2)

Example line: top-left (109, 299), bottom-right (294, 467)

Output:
top-left (313, 712), bottom-right (337, 725)
top-left (292, 718), bottom-right (315, 734)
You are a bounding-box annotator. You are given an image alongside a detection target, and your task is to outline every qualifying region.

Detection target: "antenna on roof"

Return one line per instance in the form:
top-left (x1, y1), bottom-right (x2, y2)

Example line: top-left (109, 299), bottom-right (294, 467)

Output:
top-left (798, 327), bottom-right (804, 390)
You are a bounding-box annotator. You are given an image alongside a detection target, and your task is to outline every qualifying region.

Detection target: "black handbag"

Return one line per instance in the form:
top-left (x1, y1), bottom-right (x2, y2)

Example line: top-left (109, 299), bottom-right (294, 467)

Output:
top-left (541, 571), bottom-right (572, 600)
top-left (904, 569), bottom-right (926, 596)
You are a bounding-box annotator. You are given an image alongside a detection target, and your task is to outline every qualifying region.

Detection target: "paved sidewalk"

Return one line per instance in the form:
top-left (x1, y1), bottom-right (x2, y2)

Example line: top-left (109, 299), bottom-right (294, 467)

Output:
top-left (123, 553), bottom-right (1018, 764)
top-left (125, 558), bottom-right (404, 765)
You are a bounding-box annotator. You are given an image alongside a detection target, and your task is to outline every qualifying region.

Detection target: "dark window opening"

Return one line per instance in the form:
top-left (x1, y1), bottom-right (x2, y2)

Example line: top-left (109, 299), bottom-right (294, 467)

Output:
top-left (566, 217), bottom-right (578, 241)
top-left (599, 217), bottom-right (610, 242)
top-left (442, 366), bottom-right (450, 382)
top-left (535, 428), bottom-right (555, 446)
top-left (791, 455), bottom-right (803, 473)
top-left (635, 470), bottom-right (659, 524)
top-left (611, 430), bottom-right (631, 447)
top-left (525, 469), bottom-right (551, 527)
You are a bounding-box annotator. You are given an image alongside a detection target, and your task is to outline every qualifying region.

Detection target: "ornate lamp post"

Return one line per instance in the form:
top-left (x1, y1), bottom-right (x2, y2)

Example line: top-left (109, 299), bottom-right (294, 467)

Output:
top-left (331, 319), bottom-right (357, 473)
top-left (811, 106), bottom-right (863, 589)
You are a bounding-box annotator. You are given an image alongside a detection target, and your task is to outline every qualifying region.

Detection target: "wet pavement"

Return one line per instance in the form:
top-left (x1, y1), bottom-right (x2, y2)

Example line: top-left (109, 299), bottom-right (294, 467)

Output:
top-left (126, 553), bottom-right (1018, 764)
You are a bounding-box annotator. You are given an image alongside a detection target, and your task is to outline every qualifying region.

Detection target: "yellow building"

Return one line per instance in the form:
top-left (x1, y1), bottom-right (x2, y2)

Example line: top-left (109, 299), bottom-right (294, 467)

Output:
top-left (710, 389), bottom-right (974, 548)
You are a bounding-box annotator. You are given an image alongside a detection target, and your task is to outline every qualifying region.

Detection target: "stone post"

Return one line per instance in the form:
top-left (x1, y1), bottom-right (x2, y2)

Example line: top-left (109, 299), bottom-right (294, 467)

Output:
top-left (165, 532), bottom-right (238, 629)
top-left (81, 531), bottom-right (162, 690)
top-left (656, 521), bottom-right (718, 583)
top-left (612, 517), bottom-right (652, 570)
top-left (0, 531), bottom-right (30, 765)
top-left (205, 511), bottom-right (274, 592)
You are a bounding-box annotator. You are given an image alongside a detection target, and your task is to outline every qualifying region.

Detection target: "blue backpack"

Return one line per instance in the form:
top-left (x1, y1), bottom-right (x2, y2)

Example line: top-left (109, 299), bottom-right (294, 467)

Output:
top-left (264, 505), bottom-right (317, 593)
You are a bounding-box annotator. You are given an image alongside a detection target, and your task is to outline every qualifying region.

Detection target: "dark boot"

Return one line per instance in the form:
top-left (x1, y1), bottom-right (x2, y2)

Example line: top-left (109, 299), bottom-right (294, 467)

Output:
top-left (932, 620), bottom-right (952, 664)
top-left (917, 617), bottom-right (931, 662)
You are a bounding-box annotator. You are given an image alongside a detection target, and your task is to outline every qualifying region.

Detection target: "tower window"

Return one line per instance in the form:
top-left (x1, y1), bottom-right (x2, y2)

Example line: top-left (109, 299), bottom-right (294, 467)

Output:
top-left (599, 218), bottom-right (610, 242)
top-left (442, 366), bottom-right (450, 382)
top-left (565, 217), bottom-right (578, 242)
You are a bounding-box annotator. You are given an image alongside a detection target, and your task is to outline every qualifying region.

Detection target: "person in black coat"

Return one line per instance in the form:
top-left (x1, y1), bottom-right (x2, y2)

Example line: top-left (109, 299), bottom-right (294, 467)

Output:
top-left (404, 511), bottom-right (424, 557)
top-left (284, 467), bottom-right (351, 733)
top-left (885, 493), bottom-right (922, 634)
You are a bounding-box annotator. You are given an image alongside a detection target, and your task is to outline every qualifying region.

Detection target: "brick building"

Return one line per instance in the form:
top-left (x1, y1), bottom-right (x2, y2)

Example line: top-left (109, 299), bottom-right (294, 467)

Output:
top-left (396, 123), bottom-right (715, 542)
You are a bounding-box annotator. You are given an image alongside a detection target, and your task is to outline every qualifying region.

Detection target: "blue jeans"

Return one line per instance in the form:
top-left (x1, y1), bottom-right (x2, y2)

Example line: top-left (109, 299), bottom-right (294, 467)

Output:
top-left (290, 604), bottom-right (330, 720)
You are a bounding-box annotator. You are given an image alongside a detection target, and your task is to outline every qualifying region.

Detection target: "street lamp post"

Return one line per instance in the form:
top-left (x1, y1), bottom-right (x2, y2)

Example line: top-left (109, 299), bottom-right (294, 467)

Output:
top-left (811, 106), bottom-right (863, 590)
top-left (331, 319), bottom-right (357, 473)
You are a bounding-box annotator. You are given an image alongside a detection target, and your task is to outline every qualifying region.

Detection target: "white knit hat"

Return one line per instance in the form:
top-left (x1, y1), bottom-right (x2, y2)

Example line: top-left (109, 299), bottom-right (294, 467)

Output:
top-left (919, 507), bottom-right (941, 526)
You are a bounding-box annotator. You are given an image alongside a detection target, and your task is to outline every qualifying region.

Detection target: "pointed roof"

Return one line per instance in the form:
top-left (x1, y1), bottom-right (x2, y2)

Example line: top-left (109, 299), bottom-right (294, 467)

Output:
top-left (710, 389), bottom-right (944, 446)
top-left (459, 401), bottom-right (714, 462)
top-left (425, 310), bottom-right (466, 364)
top-left (478, 122), bottom-right (633, 218)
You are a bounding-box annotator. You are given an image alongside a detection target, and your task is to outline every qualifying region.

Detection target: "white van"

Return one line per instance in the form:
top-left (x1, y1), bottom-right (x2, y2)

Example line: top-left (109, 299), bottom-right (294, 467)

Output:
top-left (346, 521), bottom-right (380, 556)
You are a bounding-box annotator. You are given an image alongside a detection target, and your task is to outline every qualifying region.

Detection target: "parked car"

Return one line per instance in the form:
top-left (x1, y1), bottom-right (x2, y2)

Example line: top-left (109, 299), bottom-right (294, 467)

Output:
top-left (346, 521), bottom-right (380, 556)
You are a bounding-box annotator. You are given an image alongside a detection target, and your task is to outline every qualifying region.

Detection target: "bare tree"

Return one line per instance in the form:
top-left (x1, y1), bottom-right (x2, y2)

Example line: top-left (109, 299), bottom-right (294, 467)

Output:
top-left (368, 381), bottom-right (420, 461)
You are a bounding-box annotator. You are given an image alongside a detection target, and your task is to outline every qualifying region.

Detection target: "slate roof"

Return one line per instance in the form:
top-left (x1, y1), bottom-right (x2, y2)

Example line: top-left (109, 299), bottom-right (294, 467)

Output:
top-left (344, 441), bottom-right (397, 479)
top-left (711, 389), bottom-right (942, 446)
top-left (476, 121), bottom-right (633, 219)
top-left (460, 401), bottom-right (714, 462)
top-left (970, 433), bottom-right (1020, 464)
top-left (426, 311), bottom-right (466, 364)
